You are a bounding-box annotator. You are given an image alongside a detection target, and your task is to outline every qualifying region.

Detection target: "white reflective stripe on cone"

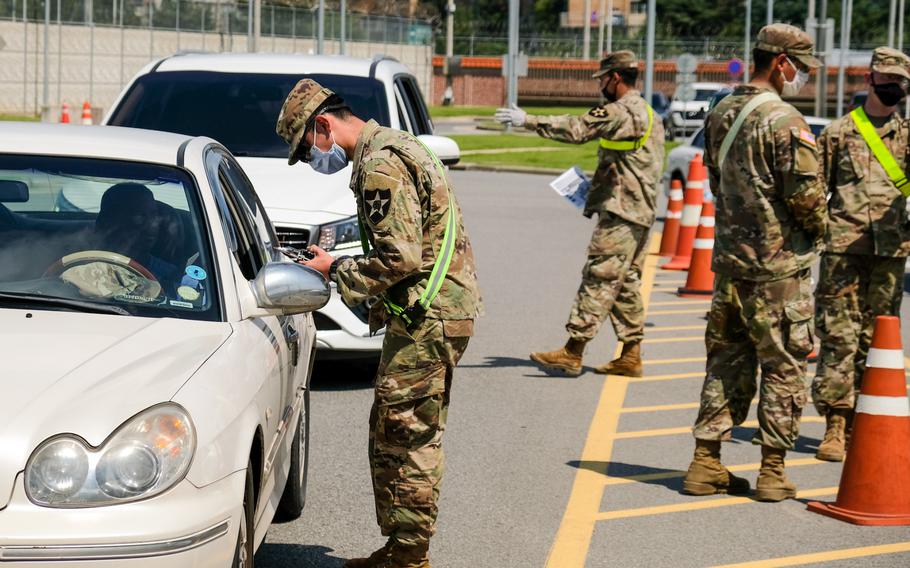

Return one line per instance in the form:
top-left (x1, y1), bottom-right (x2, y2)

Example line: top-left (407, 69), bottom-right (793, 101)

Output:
top-left (685, 181), bottom-right (705, 189)
top-left (866, 348), bottom-right (905, 369)
top-left (698, 216), bottom-right (715, 227)
top-left (856, 394), bottom-right (910, 417)
top-left (667, 211), bottom-right (682, 219)
top-left (693, 239), bottom-right (714, 249)
top-left (681, 205), bottom-right (701, 225)
top-left (670, 189), bottom-right (684, 200)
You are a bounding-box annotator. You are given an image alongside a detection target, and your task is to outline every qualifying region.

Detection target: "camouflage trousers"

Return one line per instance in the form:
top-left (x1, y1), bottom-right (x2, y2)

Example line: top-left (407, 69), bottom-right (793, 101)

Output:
top-left (812, 253), bottom-right (906, 415)
top-left (368, 316), bottom-right (471, 546)
top-left (693, 271), bottom-right (814, 450)
top-left (566, 213), bottom-right (650, 344)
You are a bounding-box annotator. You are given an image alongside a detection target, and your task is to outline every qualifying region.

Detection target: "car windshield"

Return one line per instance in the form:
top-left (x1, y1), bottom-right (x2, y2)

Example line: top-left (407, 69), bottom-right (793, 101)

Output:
top-left (0, 155), bottom-right (219, 320)
top-left (107, 71), bottom-right (391, 159)
top-left (695, 89), bottom-right (719, 101)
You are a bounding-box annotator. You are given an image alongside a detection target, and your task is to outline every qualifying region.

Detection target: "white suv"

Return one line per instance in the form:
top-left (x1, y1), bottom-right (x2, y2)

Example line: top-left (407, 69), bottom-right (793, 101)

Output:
top-left (105, 53), bottom-right (459, 359)
top-left (668, 82), bottom-right (726, 138)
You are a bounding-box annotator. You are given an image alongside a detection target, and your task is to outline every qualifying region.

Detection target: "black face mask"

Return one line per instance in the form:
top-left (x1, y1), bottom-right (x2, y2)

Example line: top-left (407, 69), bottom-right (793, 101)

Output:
top-left (601, 78), bottom-right (617, 102)
top-left (872, 80), bottom-right (906, 107)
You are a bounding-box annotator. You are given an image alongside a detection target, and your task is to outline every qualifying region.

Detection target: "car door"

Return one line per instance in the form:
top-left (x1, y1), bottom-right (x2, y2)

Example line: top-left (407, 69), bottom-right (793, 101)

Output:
top-left (204, 147), bottom-right (297, 523)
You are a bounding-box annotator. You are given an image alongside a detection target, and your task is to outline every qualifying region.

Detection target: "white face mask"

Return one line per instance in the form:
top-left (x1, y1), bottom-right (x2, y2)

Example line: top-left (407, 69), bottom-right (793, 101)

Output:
top-left (780, 57), bottom-right (810, 96)
top-left (309, 132), bottom-right (348, 175)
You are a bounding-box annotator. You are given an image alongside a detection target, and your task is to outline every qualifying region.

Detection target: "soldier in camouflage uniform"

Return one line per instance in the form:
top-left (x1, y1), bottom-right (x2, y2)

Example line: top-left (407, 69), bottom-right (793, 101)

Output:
top-left (812, 47), bottom-right (910, 462)
top-left (494, 51), bottom-right (664, 378)
top-left (276, 79), bottom-right (481, 568)
top-left (682, 24), bottom-right (828, 502)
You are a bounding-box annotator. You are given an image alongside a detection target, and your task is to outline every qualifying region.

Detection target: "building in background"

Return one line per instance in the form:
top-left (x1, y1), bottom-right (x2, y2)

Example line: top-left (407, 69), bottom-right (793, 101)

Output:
top-left (561, 0), bottom-right (644, 34)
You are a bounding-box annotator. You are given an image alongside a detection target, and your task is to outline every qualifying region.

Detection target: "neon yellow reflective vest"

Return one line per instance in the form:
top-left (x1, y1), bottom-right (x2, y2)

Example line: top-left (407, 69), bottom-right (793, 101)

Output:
top-left (599, 105), bottom-right (654, 151)
top-left (851, 106), bottom-right (910, 196)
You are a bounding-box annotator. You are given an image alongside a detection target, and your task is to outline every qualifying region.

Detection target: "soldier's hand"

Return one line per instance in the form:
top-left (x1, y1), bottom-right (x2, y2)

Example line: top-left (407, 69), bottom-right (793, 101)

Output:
top-left (302, 245), bottom-right (333, 280)
top-left (494, 105), bottom-right (527, 127)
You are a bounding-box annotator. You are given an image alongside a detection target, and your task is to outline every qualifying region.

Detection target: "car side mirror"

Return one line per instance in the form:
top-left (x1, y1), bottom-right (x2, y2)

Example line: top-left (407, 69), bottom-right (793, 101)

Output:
top-left (0, 180), bottom-right (29, 202)
top-left (418, 134), bottom-right (460, 166)
top-left (252, 262), bottom-right (330, 315)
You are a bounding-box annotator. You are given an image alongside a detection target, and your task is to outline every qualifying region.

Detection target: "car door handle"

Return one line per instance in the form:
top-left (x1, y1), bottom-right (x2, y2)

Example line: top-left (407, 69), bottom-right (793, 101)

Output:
top-left (286, 324), bottom-right (300, 365)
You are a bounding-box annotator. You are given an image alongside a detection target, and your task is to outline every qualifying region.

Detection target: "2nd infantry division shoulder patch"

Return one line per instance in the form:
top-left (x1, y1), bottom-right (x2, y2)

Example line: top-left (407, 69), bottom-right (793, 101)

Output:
top-left (364, 188), bottom-right (392, 224)
top-left (589, 106), bottom-right (609, 118)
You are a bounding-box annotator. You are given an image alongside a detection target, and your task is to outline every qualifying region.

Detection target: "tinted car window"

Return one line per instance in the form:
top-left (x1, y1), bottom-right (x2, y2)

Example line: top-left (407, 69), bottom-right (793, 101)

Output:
top-left (0, 154), bottom-right (219, 320)
top-left (108, 71), bottom-right (391, 159)
top-left (691, 129), bottom-right (705, 149)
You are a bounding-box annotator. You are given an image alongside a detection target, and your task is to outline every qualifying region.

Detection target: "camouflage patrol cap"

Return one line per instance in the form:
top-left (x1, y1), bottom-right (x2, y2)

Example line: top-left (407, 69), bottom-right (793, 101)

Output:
top-left (871, 46), bottom-right (910, 81)
top-left (755, 23), bottom-right (822, 69)
top-left (276, 79), bottom-right (335, 165)
top-left (593, 50), bottom-right (638, 78)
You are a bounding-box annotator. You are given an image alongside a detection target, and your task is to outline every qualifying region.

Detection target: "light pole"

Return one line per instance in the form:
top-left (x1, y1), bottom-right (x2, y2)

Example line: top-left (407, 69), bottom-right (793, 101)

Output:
top-left (506, 0), bottom-right (518, 107)
top-left (766, 0), bottom-right (773, 25)
top-left (317, 0), bottom-right (324, 54)
top-left (644, 0), bottom-right (655, 102)
top-left (583, 0), bottom-right (591, 60)
top-left (889, 0), bottom-right (897, 47)
top-left (42, 0), bottom-right (49, 121)
top-left (744, 0), bottom-right (752, 83)
top-left (836, 0), bottom-right (851, 117)
top-left (817, 0), bottom-right (828, 118)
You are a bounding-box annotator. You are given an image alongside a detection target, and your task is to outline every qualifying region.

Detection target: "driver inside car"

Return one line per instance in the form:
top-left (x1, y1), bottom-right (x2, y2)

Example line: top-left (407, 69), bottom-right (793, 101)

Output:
top-left (55, 183), bottom-right (181, 302)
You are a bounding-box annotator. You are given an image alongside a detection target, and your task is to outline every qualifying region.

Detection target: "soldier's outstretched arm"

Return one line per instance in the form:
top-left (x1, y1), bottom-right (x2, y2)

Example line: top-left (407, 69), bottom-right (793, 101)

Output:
top-left (334, 156), bottom-right (424, 306)
top-left (524, 105), bottom-right (625, 144)
top-left (776, 117), bottom-right (829, 240)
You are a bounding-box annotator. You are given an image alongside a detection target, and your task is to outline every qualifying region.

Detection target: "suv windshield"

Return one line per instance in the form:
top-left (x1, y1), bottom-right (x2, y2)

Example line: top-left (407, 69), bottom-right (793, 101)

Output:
top-left (0, 155), bottom-right (219, 321)
top-left (108, 71), bottom-right (390, 159)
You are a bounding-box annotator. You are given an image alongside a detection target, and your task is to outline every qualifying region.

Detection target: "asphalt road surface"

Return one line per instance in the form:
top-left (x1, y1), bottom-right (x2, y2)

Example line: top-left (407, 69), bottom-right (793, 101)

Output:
top-left (256, 170), bottom-right (910, 568)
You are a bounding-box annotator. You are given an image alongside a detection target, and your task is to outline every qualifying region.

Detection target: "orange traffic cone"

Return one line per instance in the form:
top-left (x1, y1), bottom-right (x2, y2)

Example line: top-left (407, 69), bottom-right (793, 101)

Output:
top-left (81, 101), bottom-right (93, 125)
top-left (662, 154), bottom-right (705, 271)
top-left (677, 199), bottom-right (715, 297)
top-left (808, 315), bottom-right (910, 525)
top-left (659, 178), bottom-right (684, 257)
top-left (59, 102), bottom-right (71, 124)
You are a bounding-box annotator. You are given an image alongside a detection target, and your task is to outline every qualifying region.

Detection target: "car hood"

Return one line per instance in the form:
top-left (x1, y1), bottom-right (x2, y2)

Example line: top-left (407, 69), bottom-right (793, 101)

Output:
top-left (670, 101), bottom-right (709, 112)
top-left (237, 157), bottom-right (356, 224)
top-left (0, 309), bottom-right (231, 509)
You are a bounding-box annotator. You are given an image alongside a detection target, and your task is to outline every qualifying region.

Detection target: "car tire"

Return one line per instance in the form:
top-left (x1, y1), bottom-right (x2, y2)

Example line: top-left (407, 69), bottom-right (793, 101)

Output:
top-left (232, 461), bottom-right (255, 568)
top-left (275, 389), bottom-right (309, 521)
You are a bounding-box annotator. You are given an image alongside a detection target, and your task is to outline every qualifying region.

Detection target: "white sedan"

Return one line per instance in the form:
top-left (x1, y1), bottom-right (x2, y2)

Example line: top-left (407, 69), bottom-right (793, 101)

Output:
top-left (0, 123), bottom-right (329, 566)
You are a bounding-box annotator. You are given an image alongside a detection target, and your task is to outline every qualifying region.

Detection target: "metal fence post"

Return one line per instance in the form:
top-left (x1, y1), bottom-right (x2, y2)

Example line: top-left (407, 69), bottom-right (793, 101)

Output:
top-left (149, 0), bottom-right (154, 59)
top-left (291, 5), bottom-right (296, 51)
top-left (340, 0), bottom-right (345, 54)
top-left (56, 0), bottom-right (60, 110)
top-left (89, 0), bottom-right (95, 103)
top-left (22, 0), bottom-right (28, 114)
top-left (202, 3), bottom-right (206, 50)
top-left (176, 0), bottom-right (180, 51)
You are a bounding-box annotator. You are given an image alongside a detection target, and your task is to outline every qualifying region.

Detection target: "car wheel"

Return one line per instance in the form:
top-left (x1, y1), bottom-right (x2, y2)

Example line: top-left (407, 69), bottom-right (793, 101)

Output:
top-left (275, 389), bottom-right (309, 521)
top-left (232, 461), bottom-right (255, 568)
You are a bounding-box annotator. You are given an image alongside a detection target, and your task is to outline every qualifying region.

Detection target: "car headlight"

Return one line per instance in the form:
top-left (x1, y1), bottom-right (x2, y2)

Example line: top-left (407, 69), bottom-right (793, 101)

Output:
top-left (317, 216), bottom-right (361, 251)
top-left (25, 404), bottom-right (195, 507)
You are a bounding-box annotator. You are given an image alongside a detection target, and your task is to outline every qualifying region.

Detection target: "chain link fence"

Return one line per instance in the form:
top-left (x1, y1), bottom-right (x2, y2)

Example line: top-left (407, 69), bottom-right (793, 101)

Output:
top-left (0, 0), bottom-right (434, 115)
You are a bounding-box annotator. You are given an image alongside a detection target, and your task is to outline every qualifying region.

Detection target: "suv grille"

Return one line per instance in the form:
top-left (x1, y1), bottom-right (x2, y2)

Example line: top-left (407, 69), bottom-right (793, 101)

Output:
top-left (275, 226), bottom-right (311, 249)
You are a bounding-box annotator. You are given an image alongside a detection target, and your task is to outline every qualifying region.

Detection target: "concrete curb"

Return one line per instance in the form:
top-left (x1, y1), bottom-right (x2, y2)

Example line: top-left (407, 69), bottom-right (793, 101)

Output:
top-left (451, 162), bottom-right (595, 177)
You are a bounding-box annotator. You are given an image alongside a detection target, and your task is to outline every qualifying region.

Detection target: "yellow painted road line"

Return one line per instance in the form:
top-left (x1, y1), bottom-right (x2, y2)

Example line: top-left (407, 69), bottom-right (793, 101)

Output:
top-left (602, 457), bottom-right (824, 487)
top-left (613, 416), bottom-right (825, 440)
top-left (621, 401), bottom-right (701, 413)
top-left (710, 541), bottom-right (910, 568)
top-left (642, 335), bottom-right (703, 345)
top-left (629, 372), bottom-right (704, 382)
top-left (643, 356), bottom-right (706, 365)
top-left (649, 307), bottom-right (710, 315)
top-left (544, 241), bottom-right (660, 568)
top-left (648, 299), bottom-right (712, 306)
top-left (593, 486), bottom-right (838, 521)
top-left (644, 324), bottom-right (706, 333)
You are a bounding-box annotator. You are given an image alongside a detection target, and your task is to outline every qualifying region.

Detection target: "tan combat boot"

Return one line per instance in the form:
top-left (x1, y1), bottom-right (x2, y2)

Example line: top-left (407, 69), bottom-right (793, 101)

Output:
top-left (530, 338), bottom-right (586, 376)
top-left (755, 446), bottom-right (797, 502)
top-left (816, 409), bottom-right (850, 462)
top-left (682, 439), bottom-right (751, 495)
top-left (594, 342), bottom-right (643, 377)
top-left (344, 540), bottom-right (430, 568)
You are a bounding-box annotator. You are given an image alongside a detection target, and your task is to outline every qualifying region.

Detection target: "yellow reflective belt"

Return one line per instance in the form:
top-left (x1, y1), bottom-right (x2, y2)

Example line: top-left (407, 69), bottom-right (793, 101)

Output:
top-left (599, 105), bottom-right (654, 151)
top-left (851, 106), bottom-right (910, 196)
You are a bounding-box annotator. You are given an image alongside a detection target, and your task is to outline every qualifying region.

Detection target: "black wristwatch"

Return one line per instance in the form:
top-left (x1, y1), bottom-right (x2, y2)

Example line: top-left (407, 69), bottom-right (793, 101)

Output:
top-left (329, 256), bottom-right (351, 283)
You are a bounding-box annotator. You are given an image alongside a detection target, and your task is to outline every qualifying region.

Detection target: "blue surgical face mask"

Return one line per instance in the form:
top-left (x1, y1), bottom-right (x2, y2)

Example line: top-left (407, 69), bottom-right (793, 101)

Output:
top-left (309, 132), bottom-right (348, 175)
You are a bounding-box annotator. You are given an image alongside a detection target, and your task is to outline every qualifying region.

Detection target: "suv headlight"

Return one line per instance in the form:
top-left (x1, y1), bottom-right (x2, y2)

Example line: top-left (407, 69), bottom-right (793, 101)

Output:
top-left (25, 404), bottom-right (195, 507)
top-left (317, 216), bottom-right (361, 251)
